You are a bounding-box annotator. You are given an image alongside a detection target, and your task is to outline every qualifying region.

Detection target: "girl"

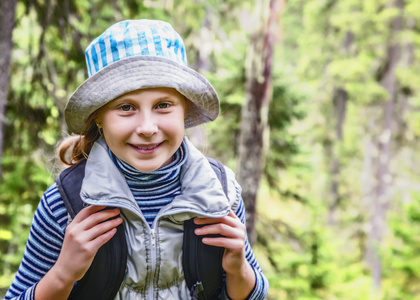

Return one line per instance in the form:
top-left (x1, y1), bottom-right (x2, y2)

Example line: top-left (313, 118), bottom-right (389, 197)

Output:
top-left (5, 19), bottom-right (269, 300)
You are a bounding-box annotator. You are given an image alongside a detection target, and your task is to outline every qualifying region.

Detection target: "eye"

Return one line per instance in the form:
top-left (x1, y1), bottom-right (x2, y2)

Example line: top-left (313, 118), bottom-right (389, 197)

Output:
top-left (119, 104), bottom-right (133, 112)
top-left (156, 102), bottom-right (171, 109)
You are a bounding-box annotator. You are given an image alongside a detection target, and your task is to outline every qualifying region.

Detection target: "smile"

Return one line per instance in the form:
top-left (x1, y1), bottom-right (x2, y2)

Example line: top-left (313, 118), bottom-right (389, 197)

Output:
top-left (130, 142), bottom-right (163, 151)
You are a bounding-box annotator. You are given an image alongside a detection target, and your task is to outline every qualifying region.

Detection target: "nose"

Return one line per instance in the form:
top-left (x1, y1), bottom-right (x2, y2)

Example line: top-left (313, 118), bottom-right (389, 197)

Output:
top-left (135, 113), bottom-right (158, 137)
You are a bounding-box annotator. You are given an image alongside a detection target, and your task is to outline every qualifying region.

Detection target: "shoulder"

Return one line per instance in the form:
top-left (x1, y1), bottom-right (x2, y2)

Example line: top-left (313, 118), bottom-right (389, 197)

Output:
top-left (221, 165), bottom-right (242, 213)
top-left (38, 182), bottom-right (68, 231)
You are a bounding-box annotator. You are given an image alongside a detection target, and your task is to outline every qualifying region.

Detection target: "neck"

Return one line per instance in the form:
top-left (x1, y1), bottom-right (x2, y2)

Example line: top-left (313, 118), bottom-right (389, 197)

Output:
top-left (108, 141), bottom-right (188, 226)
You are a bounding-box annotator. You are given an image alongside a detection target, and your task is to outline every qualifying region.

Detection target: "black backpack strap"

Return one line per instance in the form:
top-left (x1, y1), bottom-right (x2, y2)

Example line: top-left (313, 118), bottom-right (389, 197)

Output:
top-left (56, 157), bottom-right (229, 300)
top-left (183, 157), bottom-right (229, 300)
top-left (55, 161), bottom-right (127, 300)
top-left (206, 157), bottom-right (228, 197)
top-left (56, 160), bottom-right (87, 219)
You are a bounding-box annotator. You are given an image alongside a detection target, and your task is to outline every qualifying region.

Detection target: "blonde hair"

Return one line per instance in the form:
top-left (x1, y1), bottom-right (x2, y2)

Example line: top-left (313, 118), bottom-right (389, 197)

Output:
top-left (58, 111), bottom-right (101, 166)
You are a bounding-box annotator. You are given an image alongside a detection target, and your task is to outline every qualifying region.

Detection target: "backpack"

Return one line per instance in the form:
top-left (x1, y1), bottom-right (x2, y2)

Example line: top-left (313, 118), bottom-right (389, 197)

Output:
top-left (55, 157), bottom-right (228, 300)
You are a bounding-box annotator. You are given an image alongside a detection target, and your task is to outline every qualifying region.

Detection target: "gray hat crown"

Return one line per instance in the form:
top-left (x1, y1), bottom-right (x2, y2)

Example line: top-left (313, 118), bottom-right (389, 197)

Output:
top-left (65, 19), bottom-right (220, 134)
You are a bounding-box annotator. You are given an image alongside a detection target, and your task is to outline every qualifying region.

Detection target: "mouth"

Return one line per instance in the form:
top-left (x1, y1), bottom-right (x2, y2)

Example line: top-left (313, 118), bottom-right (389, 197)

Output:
top-left (130, 142), bottom-right (163, 151)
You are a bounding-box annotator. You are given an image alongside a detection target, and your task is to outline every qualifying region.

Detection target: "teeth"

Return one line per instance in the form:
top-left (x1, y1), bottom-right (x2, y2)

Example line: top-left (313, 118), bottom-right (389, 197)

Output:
top-left (135, 144), bottom-right (157, 150)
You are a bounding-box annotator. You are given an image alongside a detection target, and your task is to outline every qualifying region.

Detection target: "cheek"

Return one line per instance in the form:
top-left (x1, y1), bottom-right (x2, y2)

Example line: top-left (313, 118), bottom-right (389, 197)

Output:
top-left (163, 122), bottom-right (184, 136)
top-left (101, 118), bottom-right (133, 145)
top-left (160, 113), bottom-right (185, 130)
top-left (102, 114), bottom-right (132, 131)
top-left (162, 120), bottom-right (185, 145)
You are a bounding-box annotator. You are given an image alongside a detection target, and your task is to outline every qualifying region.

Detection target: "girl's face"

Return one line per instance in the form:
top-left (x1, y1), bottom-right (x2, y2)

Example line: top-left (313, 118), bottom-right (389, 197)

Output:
top-left (97, 87), bottom-right (187, 172)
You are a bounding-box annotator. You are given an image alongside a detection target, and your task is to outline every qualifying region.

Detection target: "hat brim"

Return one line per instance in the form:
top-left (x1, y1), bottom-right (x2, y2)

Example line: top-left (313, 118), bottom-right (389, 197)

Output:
top-left (65, 55), bottom-right (219, 134)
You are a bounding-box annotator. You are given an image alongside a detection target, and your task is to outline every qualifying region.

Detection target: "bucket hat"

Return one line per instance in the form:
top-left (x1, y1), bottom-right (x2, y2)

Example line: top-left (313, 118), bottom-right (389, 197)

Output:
top-left (65, 19), bottom-right (219, 134)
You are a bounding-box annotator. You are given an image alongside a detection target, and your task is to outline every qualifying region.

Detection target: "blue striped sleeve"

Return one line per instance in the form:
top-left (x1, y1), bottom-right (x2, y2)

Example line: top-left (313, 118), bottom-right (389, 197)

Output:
top-left (233, 191), bottom-right (269, 299)
top-left (4, 183), bottom-right (67, 300)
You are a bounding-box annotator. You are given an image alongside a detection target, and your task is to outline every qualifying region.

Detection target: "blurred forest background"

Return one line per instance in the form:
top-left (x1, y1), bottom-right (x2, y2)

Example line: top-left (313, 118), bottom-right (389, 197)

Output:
top-left (1, 0), bottom-right (420, 299)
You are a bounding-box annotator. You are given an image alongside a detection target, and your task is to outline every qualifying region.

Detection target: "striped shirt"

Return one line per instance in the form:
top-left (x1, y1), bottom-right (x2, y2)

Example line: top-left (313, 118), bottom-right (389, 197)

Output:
top-left (5, 145), bottom-right (268, 299)
top-left (109, 142), bottom-right (187, 227)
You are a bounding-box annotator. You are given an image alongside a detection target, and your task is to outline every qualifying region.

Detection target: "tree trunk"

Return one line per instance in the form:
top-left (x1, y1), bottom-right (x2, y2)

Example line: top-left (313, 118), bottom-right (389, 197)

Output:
top-left (0, 0), bottom-right (18, 178)
top-left (195, 5), bottom-right (211, 73)
top-left (237, 0), bottom-right (283, 245)
top-left (327, 30), bottom-right (353, 225)
top-left (328, 88), bottom-right (348, 225)
top-left (187, 5), bottom-right (212, 150)
top-left (364, 0), bottom-right (403, 291)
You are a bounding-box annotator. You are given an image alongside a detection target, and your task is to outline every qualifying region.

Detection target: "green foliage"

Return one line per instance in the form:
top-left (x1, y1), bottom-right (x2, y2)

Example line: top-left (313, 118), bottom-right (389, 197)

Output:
top-left (260, 0), bottom-right (420, 298)
top-left (2, 0), bottom-right (420, 299)
top-left (255, 192), bottom-right (372, 300)
top-left (385, 195), bottom-right (420, 299)
top-left (0, 155), bottom-right (53, 287)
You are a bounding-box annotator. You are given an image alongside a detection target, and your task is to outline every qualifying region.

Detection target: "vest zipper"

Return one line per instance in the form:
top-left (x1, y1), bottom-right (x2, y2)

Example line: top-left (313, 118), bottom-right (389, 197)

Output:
top-left (150, 229), bottom-right (156, 248)
top-left (83, 198), bottom-right (229, 298)
top-left (148, 228), bottom-right (156, 300)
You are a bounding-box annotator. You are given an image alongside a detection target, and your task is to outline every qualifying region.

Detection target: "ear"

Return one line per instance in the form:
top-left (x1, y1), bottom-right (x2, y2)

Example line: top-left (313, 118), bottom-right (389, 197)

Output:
top-left (93, 117), bottom-right (101, 128)
top-left (93, 111), bottom-right (103, 128)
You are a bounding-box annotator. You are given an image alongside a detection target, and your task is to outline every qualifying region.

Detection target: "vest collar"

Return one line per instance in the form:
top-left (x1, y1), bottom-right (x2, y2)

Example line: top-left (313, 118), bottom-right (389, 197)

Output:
top-left (80, 137), bottom-right (230, 221)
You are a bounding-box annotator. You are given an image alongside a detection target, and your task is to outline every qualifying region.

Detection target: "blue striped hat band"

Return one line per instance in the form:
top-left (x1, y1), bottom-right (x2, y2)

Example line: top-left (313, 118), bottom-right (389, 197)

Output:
top-left (85, 19), bottom-right (188, 76)
top-left (65, 19), bottom-right (220, 134)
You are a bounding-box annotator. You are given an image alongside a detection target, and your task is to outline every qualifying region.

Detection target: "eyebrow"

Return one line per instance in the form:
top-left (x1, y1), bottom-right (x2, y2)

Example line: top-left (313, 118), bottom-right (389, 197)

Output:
top-left (115, 96), bottom-right (177, 102)
top-left (154, 96), bottom-right (177, 102)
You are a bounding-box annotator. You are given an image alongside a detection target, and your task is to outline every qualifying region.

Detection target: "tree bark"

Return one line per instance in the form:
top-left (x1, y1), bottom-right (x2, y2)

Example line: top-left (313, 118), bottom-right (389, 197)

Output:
top-left (0, 0), bottom-right (18, 178)
top-left (364, 0), bottom-right (403, 291)
top-left (328, 88), bottom-right (347, 225)
top-left (237, 0), bottom-right (283, 245)
top-left (327, 30), bottom-right (353, 225)
top-left (195, 5), bottom-right (212, 73)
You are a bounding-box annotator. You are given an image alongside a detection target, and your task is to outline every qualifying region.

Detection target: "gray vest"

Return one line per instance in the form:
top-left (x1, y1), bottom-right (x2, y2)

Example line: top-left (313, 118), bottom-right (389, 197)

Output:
top-left (80, 137), bottom-right (239, 299)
